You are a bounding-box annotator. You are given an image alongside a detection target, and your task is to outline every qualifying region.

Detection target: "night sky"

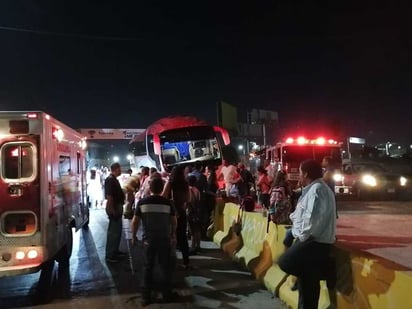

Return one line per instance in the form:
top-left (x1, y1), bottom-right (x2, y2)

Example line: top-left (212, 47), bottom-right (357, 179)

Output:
top-left (0, 2), bottom-right (410, 144)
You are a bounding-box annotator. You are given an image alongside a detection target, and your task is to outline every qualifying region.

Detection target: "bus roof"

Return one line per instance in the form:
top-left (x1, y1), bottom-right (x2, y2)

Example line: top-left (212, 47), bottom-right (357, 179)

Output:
top-left (131, 115), bottom-right (209, 143)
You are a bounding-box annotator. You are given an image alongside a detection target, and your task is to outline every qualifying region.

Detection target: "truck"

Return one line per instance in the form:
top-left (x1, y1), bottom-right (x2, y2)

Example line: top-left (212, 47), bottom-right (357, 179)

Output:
top-left (265, 136), bottom-right (349, 194)
top-left (0, 111), bottom-right (89, 279)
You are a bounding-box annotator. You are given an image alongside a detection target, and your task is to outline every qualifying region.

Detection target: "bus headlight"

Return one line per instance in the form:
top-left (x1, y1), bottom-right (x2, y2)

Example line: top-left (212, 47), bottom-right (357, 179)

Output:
top-left (400, 176), bottom-right (407, 186)
top-left (333, 173), bottom-right (344, 182)
top-left (362, 175), bottom-right (377, 187)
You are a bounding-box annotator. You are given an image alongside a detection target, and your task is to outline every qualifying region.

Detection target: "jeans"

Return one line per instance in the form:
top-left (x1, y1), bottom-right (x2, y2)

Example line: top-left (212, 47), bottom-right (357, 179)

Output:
top-left (105, 216), bottom-right (123, 259)
top-left (278, 239), bottom-right (333, 309)
top-left (142, 240), bottom-right (173, 301)
top-left (283, 228), bottom-right (294, 248)
top-left (259, 193), bottom-right (271, 208)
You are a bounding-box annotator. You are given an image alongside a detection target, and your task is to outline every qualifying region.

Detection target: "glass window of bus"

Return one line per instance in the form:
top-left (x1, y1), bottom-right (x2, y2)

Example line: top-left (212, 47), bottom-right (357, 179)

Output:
top-left (129, 140), bottom-right (146, 156)
top-left (1, 143), bottom-right (36, 181)
top-left (146, 135), bottom-right (161, 168)
top-left (159, 126), bottom-right (221, 170)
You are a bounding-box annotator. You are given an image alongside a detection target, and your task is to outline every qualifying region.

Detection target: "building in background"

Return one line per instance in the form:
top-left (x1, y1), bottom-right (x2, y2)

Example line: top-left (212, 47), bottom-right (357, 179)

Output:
top-left (216, 101), bottom-right (279, 165)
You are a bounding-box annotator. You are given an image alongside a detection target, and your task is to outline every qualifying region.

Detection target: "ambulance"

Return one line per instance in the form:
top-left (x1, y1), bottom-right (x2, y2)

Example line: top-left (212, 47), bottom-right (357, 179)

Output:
top-left (0, 111), bottom-right (89, 278)
top-left (266, 136), bottom-right (349, 194)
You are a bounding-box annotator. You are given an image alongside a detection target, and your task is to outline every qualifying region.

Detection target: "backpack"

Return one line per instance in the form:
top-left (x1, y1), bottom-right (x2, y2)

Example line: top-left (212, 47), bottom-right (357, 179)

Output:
top-left (241, 196), bottom-right (255, 212)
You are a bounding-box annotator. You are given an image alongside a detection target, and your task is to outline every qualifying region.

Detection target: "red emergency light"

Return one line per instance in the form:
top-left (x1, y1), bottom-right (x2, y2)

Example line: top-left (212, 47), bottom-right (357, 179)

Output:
top-left (27, 113), bottom-right (38, 119)
top-left (52, 127), bottom-right (64, 141)
top-left (296, 136), bottom-right (306, 145)
top-left (316, 137), bottom-right (326, 145)
top-left (284, 136), bottom-right (338, 145)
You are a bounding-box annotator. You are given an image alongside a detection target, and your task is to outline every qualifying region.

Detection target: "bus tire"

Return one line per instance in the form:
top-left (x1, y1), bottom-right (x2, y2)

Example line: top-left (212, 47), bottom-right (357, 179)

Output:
top-left (56, 226), bottom-right (73, 264)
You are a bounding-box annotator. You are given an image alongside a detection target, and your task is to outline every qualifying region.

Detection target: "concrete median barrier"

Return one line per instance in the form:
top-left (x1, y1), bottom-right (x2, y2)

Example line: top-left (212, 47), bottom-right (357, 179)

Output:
top-left (213, 202), bottom-right (239, 246)
top-left (214, 201), bottom-right (412, 309)
top-left (233, 211), bottom-right (267, 270)
top-left (261, 224), bottom-right (289, 295)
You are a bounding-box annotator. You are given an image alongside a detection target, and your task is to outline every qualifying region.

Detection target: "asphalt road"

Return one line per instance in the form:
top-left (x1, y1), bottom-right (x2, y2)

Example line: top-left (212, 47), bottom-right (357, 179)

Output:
top-left (0, 208), bottom-right (285, 309)
top-left (2, 200), bottom-right (411, 308)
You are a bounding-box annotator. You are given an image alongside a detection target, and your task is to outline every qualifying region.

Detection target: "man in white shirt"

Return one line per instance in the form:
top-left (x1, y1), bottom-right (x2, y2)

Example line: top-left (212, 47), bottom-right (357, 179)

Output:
top-left (219, 159), bottom-right (240, 197)
top-left (278, 159), bottom-right (336, 309)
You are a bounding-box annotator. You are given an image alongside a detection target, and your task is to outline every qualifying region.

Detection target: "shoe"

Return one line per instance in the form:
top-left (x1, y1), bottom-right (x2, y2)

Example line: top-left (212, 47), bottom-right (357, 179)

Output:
top-left (105, 257), bottom-right (120, 263)
top-left (115, 251), bottom-right (128, 257)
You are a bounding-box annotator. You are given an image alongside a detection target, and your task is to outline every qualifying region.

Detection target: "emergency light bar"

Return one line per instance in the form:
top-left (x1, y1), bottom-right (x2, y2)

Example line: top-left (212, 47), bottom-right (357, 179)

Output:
top-left (284, 136), bottom-right (338, 145)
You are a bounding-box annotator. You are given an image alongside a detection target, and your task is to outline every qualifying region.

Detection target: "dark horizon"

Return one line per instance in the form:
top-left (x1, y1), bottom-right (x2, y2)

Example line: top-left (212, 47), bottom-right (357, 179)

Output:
top-left (0, 2), bottom-right (410, 144)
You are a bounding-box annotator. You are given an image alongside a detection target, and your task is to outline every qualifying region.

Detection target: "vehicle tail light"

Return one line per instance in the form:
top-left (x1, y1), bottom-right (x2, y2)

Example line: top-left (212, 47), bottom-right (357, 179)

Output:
top-left (15, 251), bottom-right (25, 260)
top-left (27, 250), bottom-right (38, 259)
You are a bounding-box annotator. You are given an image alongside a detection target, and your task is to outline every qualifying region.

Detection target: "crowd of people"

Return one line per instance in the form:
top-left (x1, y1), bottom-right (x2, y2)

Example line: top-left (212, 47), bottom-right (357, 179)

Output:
top-left (100, 156), bottom-right (337, 308)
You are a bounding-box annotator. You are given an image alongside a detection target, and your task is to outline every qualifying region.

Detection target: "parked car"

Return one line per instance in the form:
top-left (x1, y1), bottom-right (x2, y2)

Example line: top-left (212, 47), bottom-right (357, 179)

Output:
top-left (342, 161), bottom-right (411, 200)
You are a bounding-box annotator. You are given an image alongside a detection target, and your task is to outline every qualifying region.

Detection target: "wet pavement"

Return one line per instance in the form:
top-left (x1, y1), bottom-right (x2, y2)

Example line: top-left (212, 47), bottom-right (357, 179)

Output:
top-left (0, 208), bottom-right (285, 309)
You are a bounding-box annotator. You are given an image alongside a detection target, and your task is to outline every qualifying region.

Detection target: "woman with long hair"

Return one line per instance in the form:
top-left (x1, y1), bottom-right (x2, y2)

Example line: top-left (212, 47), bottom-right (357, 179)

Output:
top-left (162, 165), bottom-right (191, 269)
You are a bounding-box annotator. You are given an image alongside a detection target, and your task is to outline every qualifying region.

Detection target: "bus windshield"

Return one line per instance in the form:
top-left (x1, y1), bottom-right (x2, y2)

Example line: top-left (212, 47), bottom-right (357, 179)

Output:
top-left (159, 126), bottom-right (221, 170)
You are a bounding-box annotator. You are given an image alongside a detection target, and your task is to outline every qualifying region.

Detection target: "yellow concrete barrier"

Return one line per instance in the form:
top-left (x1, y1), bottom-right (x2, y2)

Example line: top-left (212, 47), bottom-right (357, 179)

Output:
top-left (333, 249), bottom-right (412, 309)
top-left (214, 201), bottom-right (412, 309)
top-left (261, 224), bottom-right (289, 294)
top-left (210, 198), bottom-right (226, 235)
top-left (213, 202), bottom-right (239, 246)
top-left (234, 211), bottom-right (267, 270)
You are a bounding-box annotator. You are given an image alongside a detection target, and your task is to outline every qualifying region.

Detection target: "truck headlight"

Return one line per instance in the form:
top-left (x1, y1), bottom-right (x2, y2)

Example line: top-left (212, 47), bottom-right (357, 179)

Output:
top-left (400, 176), bottom-right (407, 186)
top-left (362, 174), bottom-right (377, 187)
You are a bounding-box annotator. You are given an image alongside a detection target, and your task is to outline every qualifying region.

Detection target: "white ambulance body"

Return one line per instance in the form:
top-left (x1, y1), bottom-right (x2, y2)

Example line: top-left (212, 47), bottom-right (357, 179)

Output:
top-left (0, 111), bottom-right (89, 278)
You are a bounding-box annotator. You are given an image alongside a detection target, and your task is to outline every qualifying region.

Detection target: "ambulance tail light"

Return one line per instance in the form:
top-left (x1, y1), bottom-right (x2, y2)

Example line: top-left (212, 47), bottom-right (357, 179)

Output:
top-left (27, 249), bottom-right (38, 259)
top-left (15, 251), bottom-right (25, 260)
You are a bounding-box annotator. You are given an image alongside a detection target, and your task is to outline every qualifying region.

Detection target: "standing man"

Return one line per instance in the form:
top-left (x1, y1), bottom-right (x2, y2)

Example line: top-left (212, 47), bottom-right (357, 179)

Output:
top-left (278, 159), bottom-right (336, 309)
top-left (104, 162), bottom-right (126, 263)
top-left (131, 177), bottom-right (177, 307)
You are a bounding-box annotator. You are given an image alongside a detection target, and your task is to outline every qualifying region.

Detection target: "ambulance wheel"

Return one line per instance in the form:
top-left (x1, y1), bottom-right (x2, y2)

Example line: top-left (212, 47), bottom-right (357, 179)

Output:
top-left (36, 260), bottom-right (56, 304)
top-left (56, 227), bottom-right (73, 264)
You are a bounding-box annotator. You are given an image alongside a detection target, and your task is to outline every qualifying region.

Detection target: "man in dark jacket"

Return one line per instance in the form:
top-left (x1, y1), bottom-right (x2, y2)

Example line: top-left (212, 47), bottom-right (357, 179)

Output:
top-left (104, 163), bottom-right (125, 263)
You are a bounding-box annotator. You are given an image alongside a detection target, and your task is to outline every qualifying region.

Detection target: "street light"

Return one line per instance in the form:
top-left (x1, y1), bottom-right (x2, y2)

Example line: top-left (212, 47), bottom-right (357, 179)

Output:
top-left (113, 156), bottom-right (119, 162)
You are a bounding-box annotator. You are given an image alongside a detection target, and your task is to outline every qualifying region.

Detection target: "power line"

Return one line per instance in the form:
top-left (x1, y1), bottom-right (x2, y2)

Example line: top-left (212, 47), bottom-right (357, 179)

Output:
top-left (0, 25), bottom-right (141, 41)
